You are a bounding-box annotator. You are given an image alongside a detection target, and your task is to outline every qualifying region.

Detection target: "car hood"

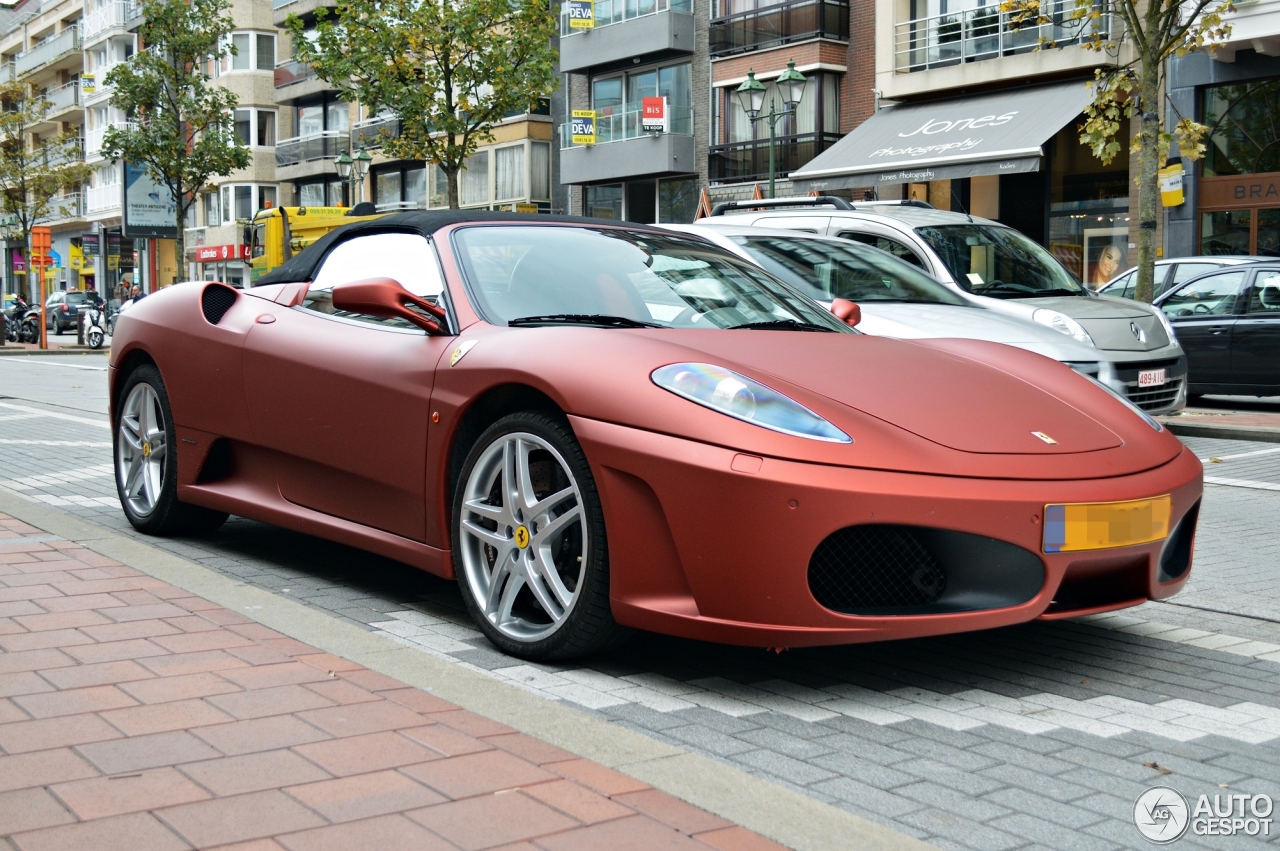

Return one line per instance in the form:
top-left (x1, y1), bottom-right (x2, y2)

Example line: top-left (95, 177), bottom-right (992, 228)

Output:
top-left (447, 324), bottom-right (1185, 481)
top-left (1010, 295), bottom-right (1173, 353)
top-left (856, 303), bottom-right (1101, 360)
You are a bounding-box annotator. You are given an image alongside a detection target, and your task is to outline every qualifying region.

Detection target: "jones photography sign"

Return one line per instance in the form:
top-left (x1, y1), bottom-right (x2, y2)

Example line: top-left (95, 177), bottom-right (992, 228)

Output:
top-left (123, 162), bottom-right (178, 239)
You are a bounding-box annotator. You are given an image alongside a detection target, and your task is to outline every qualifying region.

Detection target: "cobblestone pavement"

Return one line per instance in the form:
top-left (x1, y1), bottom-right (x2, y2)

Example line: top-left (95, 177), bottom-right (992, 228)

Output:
top-left (2, 355), bottom-right (1279, 851)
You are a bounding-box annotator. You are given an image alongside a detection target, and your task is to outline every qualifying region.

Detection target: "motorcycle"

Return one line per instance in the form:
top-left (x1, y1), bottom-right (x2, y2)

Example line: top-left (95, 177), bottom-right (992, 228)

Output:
top-left (4, 298), bottom-right (39, 344)
top-left (84, 302), bottom-right (106, 350)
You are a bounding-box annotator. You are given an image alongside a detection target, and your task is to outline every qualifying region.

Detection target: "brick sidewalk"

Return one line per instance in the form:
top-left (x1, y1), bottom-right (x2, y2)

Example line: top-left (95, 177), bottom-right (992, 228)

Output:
top-left (0, 513), bottom-right (784, 851)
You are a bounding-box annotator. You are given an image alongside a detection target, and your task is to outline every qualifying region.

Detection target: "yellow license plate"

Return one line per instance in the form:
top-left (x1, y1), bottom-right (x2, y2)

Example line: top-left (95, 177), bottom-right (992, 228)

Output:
top-left (1043, 495), bottom-right (1171, 553)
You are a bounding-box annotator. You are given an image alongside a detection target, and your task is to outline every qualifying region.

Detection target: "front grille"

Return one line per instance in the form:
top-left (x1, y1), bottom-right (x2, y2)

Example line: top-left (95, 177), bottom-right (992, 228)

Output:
top-left (1124, 375), bottom-right (1183, 412)
top-left (809, 525), bottom-right (947, 611)
top-left (201, 284), bottom-right (238, 325)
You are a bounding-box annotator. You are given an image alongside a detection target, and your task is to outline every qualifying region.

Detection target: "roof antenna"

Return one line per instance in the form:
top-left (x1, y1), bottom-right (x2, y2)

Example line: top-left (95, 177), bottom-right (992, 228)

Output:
top-left (951, 183), bottom-right (974, 223)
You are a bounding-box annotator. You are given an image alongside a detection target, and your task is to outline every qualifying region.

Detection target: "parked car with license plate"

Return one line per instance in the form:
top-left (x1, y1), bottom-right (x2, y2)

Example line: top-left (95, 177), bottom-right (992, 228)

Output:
top-left (1154, 263), bottom-right (1280, 399)
top-left (700, 198), bottom-right (1188, 414)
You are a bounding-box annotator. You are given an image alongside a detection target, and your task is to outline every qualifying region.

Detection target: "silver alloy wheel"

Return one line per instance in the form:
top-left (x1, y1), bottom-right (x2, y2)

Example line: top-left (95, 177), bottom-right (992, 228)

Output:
top-left (116, 383), bottom-right (168, 517)
top-left (459, 432), bottom-right (586, 642)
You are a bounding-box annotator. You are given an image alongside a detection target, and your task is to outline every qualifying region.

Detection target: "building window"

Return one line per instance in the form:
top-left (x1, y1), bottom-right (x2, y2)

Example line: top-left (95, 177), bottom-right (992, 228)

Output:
top-left (204, 192), bottom-right (221, 227)
top-left (532, 142), bottom-right (551, 201)
top-left (717, 73), bottom-right (838, 144)
top-left (495, 145), bottom-right (524, 201)
top-left (461, 150), bottom-right (490, 206)
top-left (296, 178), bottom-right (345, 207)
top-left (591, 62), bottom-right (693, 137)
top-left (659, 177), bottom-right (697, 223)
top-left (219, 32), bottom-right (275, 74)
top-left (220, 184), bottom-right (278, 222)
top-left (295, 96), bottom-right (348, 137)
top-left (372, 164), bottom-right (428, 210)
top-left (234, 109), bottom-right (278, 147)
top-left (585, 185), bottom-right (622, 219)
top-left (1203, 78), bottom-right (1280, 177)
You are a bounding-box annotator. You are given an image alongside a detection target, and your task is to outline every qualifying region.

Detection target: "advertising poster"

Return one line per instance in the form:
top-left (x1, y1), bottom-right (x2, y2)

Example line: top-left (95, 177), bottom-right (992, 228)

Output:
top-left (571, 110), bottom-right (596, 145)
top-left (123, 162), bottom-right (177, 239)
top-left (1083, 227), bottom-right (1129, 290)
top-left (566, 0), bottom-right (594, 28)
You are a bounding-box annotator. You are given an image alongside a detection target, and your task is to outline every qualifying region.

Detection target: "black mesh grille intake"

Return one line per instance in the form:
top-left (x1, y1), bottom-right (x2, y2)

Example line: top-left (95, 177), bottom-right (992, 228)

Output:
top-left (809, 525), bottom-right (947, 612)
top-left (201, 285), bottom-right (238, 325)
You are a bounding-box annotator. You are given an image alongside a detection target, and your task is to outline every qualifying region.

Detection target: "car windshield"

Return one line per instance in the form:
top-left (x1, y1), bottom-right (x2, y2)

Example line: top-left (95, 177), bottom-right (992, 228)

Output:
top-left (729, 234), bottom-right (969, 306)
top-left (915, 224), bottom-right (1085, 299)
top-left (453, 225), bottom-right (853, 332)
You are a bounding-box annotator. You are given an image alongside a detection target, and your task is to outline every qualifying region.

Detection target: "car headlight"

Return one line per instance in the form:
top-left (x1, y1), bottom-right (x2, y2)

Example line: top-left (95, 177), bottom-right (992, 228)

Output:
top-left (1032, 309), bottom-right (1095, 346)
top-left (1089, 376), bottom-right (1163, 432)
top-left (1153, 307), bottom-right (1178, 344)
top-left (652, 363), bottom-right (852, 443)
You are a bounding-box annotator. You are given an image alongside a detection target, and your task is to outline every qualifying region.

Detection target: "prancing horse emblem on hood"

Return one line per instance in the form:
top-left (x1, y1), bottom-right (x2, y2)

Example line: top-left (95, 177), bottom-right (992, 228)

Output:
top-left (1032, 431), bottom-right (1057, 445)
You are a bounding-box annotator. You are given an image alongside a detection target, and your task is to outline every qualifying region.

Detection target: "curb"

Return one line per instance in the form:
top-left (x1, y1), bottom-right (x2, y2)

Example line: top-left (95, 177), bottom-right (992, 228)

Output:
top-left (0, 488), bottom-right (935, 851)
top-left (0, 346), bottom-right (105, 356)
top-left (1161, 420), bottom-right (1280, 444)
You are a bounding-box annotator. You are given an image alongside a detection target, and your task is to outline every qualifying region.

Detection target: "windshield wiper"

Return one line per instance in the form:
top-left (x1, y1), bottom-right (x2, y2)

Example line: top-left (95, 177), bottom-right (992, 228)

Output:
top-left (727, 319), bottom-right (836, 332)
top-left (508, 313), bottom-right (663, 329)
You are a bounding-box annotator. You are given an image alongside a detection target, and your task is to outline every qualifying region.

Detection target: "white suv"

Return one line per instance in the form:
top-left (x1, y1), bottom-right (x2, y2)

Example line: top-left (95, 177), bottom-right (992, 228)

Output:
top-left (704, 197), bottom-right (1187, 415)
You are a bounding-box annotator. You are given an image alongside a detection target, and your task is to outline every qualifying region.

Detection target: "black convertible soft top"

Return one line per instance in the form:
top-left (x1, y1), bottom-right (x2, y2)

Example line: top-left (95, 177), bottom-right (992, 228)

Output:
top-left (254, 210), bottom-right (646, 286)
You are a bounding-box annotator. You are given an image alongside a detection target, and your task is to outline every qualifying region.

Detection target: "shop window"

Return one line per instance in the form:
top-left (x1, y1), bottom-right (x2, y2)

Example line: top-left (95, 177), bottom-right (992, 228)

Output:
top-left (1203, 78), bottom-right (1280, 177)
top-left (586, 185), bottom-right (622, 219)
top-left (299, 182), bottom-right (326, 208)
top-left (658, 178), bottom-right (697, 223)
top-left (532, 143), bottom-right (551, 201)
top-left (375, 170), bottom-right (402, 207)
top-left (1201, 210), bottom-right (1252, 255)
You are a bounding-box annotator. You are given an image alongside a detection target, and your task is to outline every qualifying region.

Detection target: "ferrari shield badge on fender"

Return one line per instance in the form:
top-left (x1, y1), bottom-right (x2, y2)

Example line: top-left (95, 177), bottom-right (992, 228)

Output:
top-left (1032, 431), bottom-right (1057, 445)
top-left (450, 340), bottom-right (479, 366)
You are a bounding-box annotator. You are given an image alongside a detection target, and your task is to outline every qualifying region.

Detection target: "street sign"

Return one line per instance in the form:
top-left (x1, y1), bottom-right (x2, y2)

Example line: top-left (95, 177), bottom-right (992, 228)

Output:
top-left (31, 226), bottom-right (50, 254)
top-left (566, 0), bottom-right (594, 28)
top-left (642, 96), bottom-right (668, 133)
top-left (82, 234), bottom-right (99, 256)
top-left (571, 110), bottom-right (596, 145)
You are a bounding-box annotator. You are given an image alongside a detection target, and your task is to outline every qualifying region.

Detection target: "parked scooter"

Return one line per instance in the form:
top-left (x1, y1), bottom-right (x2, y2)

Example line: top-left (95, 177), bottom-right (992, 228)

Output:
top-left (5, 297), bottom-right (40, 344)
top-left (83, 302), bottom-right (106, 349)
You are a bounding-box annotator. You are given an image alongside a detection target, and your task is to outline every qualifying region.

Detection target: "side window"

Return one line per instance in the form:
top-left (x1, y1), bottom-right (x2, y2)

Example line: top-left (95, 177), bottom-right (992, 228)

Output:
top-left (838, 232), bottom-right (925, 269)
top-left (1170, 263), bottom-right (1218, 286)
top-left (1247, 271), bottom-right (1280, 313)
top-left (1160, 270), bottom-right (1248, 317)
top-left (302, 232), bottom-right (445, 330)
top-left (1107, 270), bottom-right (1135, 298)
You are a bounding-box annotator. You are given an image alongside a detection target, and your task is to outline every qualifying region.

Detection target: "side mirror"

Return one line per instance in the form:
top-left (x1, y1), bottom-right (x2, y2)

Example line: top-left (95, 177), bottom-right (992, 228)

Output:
top-left (329, 277), bottom-right (448, 334)
top-left (830, 298), bottom-right (861, 328)
top-left (242, 225), bottom-right (252, 246)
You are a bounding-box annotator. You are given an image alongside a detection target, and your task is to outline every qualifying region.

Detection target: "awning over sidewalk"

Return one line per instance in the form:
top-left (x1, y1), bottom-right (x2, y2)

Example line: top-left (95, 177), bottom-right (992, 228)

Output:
top-left (790, 81), bottom-right (1096, 191)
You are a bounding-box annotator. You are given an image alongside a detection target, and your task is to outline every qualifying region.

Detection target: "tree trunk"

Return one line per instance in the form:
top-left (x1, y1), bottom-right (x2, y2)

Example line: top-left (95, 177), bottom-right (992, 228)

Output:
top-left (446, 165), bottom-right (461, 210)
top-left (174, 199), bottom-right (186, 290)
top-left (1133, 68), bottom-right (1161, 306)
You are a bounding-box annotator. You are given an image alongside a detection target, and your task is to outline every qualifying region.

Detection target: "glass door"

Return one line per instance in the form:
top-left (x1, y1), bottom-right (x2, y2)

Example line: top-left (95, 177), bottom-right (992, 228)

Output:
top-left (1258, 208), bottom-right (1280, 257)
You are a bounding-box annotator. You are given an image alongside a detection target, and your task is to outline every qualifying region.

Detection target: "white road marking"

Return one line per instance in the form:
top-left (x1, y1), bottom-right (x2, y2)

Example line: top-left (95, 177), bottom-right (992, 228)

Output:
top-left (1204, 475), bottom-right (1280, 491)
top-left (0, 402), bottom-right (109, 428)
top-left (0, 439), bottom-right (112, 447)
top-left (0, 359), bottom-right (108, 371)
top-left (1199, 445), bottom-right (1280, 462)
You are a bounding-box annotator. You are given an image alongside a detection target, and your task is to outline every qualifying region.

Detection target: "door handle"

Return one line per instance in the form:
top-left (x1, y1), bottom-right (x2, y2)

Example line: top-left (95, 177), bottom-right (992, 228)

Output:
top-left (1209, 326), bottom-right (1226, 335)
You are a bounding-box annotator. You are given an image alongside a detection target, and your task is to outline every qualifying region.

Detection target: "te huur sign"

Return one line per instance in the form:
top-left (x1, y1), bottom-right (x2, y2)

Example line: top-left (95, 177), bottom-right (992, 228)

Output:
top-left (1200, 174), bottom-right (1280, 209)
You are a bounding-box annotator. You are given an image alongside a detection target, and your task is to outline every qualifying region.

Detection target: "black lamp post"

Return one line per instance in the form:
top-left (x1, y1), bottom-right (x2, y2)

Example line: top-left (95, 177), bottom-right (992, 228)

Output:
top-left (735, 61), bottom-right (807, 199)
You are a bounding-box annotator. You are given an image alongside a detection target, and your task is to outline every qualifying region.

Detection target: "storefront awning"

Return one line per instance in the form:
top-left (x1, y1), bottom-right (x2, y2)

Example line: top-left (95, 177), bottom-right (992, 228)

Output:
top-left (790, 81), bottom-right (1096, 191)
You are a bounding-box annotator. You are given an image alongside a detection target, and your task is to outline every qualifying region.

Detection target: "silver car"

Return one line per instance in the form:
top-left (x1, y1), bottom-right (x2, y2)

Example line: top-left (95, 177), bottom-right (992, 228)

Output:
top-left (1100, 256), bottom-right (1266, 301)
top-left (705, 198), bottom-right (1187, 415)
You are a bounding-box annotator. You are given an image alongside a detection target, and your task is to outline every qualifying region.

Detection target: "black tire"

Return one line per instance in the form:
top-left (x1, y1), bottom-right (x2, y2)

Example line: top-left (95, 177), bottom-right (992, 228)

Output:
top-left (114, 364), bottom-right (229, 536)
top-left (87, 329), bottom-right (104, 349)
top-left (452, 411), bottom-right (628, 661)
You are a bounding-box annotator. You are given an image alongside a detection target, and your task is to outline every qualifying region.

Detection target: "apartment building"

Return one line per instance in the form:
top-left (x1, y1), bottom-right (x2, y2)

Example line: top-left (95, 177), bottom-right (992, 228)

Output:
top-left (0, 0), bottom-right (88, 300)
top-left (1166, 0), bottom-right (1280, 259)
top-left (269, 0), bottom-right (564, 244)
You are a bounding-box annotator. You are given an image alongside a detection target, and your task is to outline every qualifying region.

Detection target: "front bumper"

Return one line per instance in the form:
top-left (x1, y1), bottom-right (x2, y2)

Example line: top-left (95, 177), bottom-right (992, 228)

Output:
top-left (1071, 351), bottom-right (1187, 416)
top-left (574, 416), bottom-right (1203, 648)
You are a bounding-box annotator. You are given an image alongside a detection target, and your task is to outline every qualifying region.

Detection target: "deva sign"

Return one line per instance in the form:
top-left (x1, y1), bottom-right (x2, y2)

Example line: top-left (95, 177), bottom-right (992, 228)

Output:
top-left (566, 0), bottom-right (594, 28)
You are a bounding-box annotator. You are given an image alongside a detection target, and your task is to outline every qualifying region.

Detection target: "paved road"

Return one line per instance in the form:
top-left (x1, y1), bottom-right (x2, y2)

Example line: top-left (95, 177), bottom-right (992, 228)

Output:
top-left (3, 354), bottom-right (1279, 851)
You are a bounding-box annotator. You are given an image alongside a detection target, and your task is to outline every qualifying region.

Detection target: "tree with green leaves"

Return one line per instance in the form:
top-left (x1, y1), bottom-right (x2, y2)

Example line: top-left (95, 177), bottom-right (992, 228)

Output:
top-left (286, 0), bottom-right (557, 209)
top-left (1000, 0), bottom-right (1234, 303)
top-left (102, 0), bottom-right (251, 266)
top-left (0, 82), bottom-right (94, 301)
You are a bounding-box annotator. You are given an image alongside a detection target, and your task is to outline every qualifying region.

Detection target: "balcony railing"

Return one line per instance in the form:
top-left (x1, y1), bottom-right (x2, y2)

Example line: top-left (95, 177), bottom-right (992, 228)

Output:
top-left (45, 138), bottom-right (84, 167)
top-left (353, 114), bottom-right (401, 149)
top-left (709, 131), bottom-right (842, 182)
top-left (0, 61), bottom-right (14, 84)
top-left (374, 200), bottom-right (427, 212)
top-left (560, 105), bottom-right (693, 148)
top-left (894, 4), bottom-right (1121, 72)
top-left (16, 26), bottom-right (81, 76)
top-left (86, 120), bottom-right (135, 158)
top-left (43, 81), bottom-right (80, 114)
top-left (276, 130), bottom-right (345, 167)
top-left (274, 57), bottom-right (317, 88)
top-left (46, 192), bottom-right (84, 221)
top-left (710, 0), bottom-right (848, 56)
top-left (82, 1), bottom-right (142, 41)
top-left (86, 183), bottom-right (121, 213)
top-left (272, 0), bottom-right (299, 9)
top-left (560, 0), bottom-right (691, 36)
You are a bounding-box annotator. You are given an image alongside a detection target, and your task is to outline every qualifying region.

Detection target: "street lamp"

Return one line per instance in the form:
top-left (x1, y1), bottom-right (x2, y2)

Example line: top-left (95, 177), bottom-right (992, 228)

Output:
top-left (334, 146), bottom-right (372, 205)
top-left (735, 61), bottom-right (807, 199)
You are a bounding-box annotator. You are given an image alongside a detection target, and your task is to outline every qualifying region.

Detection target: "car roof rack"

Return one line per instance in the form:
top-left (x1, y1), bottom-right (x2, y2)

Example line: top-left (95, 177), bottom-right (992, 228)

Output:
top-left (858, 199), bottom-right (937, 210)
top-left (709, 196), bottom-right (854, 216)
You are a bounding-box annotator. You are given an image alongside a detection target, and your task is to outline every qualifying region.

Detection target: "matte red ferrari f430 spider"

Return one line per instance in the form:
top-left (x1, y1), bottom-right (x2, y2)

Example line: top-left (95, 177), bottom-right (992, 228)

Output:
top-left (109, 212), bottom-right (1203, 660)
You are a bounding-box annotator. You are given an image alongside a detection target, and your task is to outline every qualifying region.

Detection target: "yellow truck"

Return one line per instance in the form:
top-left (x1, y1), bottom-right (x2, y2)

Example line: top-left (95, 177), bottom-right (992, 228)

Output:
top-left (246, 203), bottom-right (385, 283)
